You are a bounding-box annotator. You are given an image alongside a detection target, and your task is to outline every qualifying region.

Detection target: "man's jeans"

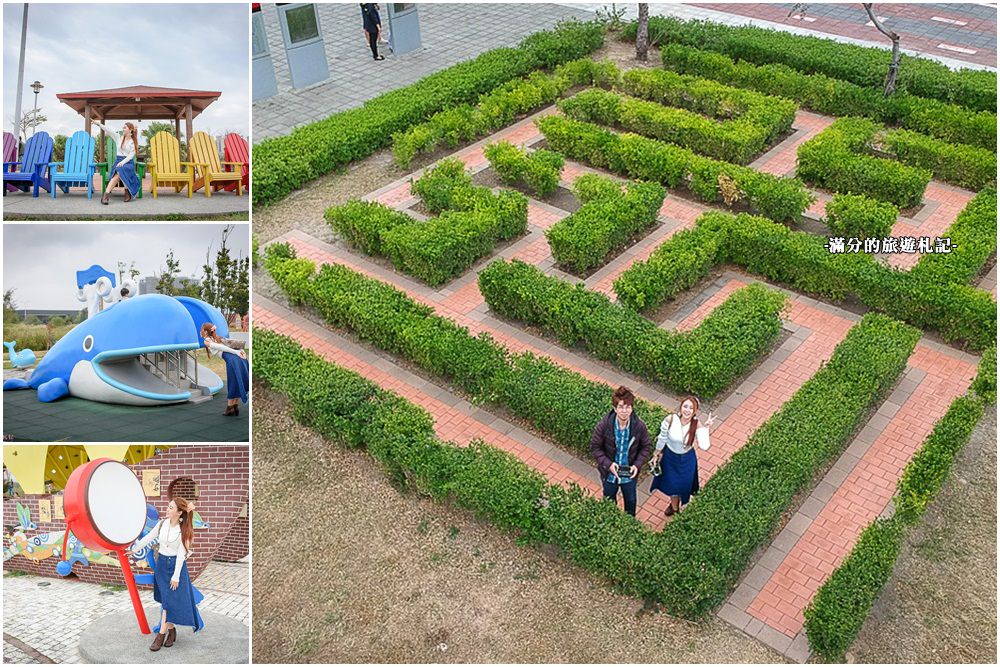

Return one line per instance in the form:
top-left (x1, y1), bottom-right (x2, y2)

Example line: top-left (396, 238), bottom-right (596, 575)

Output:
top-left (601, 477), bottom-right (637, 516)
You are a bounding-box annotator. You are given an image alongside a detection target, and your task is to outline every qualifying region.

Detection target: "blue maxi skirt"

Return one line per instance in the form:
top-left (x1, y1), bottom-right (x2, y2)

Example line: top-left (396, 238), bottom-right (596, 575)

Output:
top-left (223, 351), bottom-right (249, 403)
top-left (152, 554), bottom-right (204, 632)
top-left (650, 448), bottom-right (700, 505)
top-left (112, 155), bottom-right (141, 197)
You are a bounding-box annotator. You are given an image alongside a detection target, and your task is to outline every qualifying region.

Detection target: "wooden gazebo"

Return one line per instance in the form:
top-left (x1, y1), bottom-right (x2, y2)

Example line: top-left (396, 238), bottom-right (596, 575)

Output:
top-left (56, 85), bottom-right (222, 159)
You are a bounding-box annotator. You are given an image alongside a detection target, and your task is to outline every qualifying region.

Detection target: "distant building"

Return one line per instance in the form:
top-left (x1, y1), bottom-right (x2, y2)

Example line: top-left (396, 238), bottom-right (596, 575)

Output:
top-left (138, 275), bottom-right (202, 295)
top-left (14, 309), bottom-right (80, 322)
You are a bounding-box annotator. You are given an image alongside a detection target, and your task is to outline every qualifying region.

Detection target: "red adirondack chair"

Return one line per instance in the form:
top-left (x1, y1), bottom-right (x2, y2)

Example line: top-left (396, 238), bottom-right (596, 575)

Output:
top-left (222, 133), bottom-right (249, 193)
top-left (3, 132), bottom-right (17, 192)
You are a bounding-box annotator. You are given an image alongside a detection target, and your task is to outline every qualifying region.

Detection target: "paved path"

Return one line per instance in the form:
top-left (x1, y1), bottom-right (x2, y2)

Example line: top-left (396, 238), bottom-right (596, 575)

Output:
top-left (255, 96), bottom-right (990, 661)
top-left (252, 3), bottom-right (592, 140)
top-left (2, 558), bottom-right (248, 664)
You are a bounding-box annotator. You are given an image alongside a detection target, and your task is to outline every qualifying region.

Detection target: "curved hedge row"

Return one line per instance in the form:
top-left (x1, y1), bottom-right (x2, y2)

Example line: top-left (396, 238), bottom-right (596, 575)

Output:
top-left (252, 20), bottom-right (605, 207)
top-left (484, 141), bottom-right (564, 197)
top-left (546, 173), bottom-right (665, 274)
top-left (478, 258), bottom-right (786, 398)
top-left (613, 211), bottom-right (996, 351)
top-left (909, 186), bottom-right (997, 286)
top-left (661, 43), bottom-right (997, 151)
top-left (825, 194), bottom-right (898, 240)
top-left (537, 115), bottom-right (813, 221)
top-left (623, 16), bottom-right (996, 112)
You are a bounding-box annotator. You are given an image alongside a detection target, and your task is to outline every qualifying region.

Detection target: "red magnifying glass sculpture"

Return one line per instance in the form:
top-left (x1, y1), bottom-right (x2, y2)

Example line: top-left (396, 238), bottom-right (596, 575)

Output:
top-left (61, 458), bottom-right (151, 634)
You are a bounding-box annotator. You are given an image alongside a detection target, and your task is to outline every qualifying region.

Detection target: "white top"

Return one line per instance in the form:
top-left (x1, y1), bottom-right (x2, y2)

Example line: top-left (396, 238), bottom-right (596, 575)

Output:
top-left (132, 519), bottom-right (189, 582)
top-left (206, 339), bottom-right (242, 356)
top-left (655, 414), bottom-right (710, 455)
top-left (91, 120), bottom-right (136, 167)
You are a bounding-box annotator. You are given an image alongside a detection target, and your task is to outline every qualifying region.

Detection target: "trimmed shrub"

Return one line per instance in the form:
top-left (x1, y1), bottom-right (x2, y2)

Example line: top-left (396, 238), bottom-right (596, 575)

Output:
top-left (253, 20), bottom-right (604, 206)
top-left (972, 346), bottom-right (996, 404)
top-left (880, 128), bottom-right (996, 191)
top-left (824, 194), bottom-right (898, 240)
top-left (324, 200), bottom-right (414, 255)
top-left (537, 115), bottom-right (813, 221)
top-left (909, 187), bottom-right (997, 286)
top-left (381, 211), bottom-right (496, 287)
top-left (624, 16), bottom-right (996, 112)
top-left (478, 258), bottom-right (786, 397)
top-left (662, 43), bottom-right (997, 151)
top-left (797, 117), bottom-right (932, 208)
top-left (545, 174), bottom-right (665, 274)
top-left (484, 141), bottom-right (564, 196)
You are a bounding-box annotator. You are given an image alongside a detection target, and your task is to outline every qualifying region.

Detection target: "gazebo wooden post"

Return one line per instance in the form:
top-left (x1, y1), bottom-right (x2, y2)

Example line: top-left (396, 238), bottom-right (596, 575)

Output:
top-left (84, 102), bottom-right (91, 135)
top-left (185, 101), bottom-right (193, 146)
top-left (174, 115), bottom-right (181, 141)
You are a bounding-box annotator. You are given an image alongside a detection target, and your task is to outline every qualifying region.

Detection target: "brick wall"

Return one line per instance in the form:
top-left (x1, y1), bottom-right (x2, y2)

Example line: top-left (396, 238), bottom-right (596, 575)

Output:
top-left (2, 445), bottom-right (249, 585)
top-left (215, 509), bottom-right (249, 562)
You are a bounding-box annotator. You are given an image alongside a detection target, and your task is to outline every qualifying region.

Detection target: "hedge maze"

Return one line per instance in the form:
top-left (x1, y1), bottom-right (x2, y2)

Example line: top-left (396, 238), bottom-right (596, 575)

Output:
top-left (254, 18), bottom-right (996, 663)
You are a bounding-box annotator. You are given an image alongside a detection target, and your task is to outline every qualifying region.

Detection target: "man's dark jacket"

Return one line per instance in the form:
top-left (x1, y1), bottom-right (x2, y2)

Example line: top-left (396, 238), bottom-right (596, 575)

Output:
top-left (589, 410), bottom-right (653, 479)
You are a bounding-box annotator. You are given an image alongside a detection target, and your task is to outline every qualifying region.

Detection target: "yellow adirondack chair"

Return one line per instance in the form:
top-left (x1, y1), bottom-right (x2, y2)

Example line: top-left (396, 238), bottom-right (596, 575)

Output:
top-left (147, 131), bottom-right (196, 198)
top-left (189, 132), bottom-right (243, 197)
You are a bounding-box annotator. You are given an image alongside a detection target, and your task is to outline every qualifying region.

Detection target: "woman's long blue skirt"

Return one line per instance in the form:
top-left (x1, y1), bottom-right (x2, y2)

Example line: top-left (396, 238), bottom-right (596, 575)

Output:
top-left (650, 448), bottom-right (700, 505)
top-left (112, 155), bottom-right (140, 197)
top-left (223, 351), bottom-right (249, 403)
top-left (152, 554), bottom-right (204, 632)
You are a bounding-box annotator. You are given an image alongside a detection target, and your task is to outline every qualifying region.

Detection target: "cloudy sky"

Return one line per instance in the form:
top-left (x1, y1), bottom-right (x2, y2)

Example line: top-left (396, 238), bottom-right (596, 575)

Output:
top-left (3, 223), bottom-right (251, 310)
top-left (3, 3), bottom-right (249, 139)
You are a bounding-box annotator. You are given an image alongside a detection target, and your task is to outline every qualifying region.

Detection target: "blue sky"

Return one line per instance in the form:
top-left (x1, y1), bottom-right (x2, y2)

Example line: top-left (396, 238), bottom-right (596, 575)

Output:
top-left (3, 3), bottom-right (249, 140)
top-left (3, 223), bottom-right (251, 310)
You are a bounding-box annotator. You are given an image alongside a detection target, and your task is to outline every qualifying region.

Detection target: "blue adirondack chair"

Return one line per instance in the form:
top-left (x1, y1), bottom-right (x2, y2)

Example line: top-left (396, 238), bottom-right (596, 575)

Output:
top-left (3, 131), bottom-right (53, 197)
top-left (49, 130), bottom-right (97, 199)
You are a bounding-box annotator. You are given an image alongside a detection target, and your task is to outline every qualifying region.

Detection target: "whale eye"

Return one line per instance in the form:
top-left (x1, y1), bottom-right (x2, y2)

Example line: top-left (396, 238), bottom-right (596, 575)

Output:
top-left (83, 335), bottom-right (94, 353)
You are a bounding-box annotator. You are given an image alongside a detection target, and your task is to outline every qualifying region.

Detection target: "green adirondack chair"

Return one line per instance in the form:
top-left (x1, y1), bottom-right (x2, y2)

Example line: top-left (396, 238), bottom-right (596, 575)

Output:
top-left (96, 134), bottom-right (146, 199)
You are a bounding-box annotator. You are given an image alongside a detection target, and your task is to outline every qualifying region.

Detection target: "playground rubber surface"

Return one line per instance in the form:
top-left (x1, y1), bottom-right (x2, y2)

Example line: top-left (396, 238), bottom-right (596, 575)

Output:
top-left (3, 389), bottom-right (249, 442)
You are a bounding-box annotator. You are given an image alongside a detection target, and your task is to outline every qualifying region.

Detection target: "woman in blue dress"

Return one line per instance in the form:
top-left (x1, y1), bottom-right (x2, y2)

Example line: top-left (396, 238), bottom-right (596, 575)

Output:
top-left (92, 120), bottom-right (141, 205)
top-left (130, 497), bottom-right (204, 651)
top-left (649, 396), bottom-right (716, 517)
top-left (201, 322), bottom-right (249, 416)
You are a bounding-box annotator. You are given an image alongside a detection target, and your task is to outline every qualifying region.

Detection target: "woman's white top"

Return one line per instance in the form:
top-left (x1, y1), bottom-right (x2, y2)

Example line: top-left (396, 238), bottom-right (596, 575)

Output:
top-left (91, 120), bottom-right (136, 167)
top-left (132, 519), bottom-right (189, 581)
top-left (655, 414), bottom-right (710, 455)
top-left (206, 339), bottom-right (242, 355)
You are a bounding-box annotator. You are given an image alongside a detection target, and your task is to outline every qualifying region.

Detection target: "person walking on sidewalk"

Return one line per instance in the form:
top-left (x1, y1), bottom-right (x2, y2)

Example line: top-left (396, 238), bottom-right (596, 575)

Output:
top-left (130, 497), bottom-right (205, 651)
top-left (360, 3), bottom-right (386, 60)
top-left (590, 386), bottom-right (652, 517)
top-left (649, 396), bottom-right (715, 517)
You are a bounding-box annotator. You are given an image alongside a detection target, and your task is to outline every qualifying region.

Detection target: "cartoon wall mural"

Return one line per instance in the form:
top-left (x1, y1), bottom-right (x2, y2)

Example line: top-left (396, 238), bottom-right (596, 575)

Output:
top-left (3, 503), bottom-right (117, 568)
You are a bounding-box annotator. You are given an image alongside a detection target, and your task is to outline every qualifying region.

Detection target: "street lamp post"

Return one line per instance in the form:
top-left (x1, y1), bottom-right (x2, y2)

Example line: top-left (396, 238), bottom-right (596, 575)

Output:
top-left (30, 80), bottom-right (43, 136)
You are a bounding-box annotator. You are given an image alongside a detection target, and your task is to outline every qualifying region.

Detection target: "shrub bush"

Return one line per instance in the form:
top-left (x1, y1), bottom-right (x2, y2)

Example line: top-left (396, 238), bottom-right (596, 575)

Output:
top-left (484, 141), bottom-right (565, 196)
top-left (972, 346), bottom-right (996, 404)
top-left (797, 118), bottom-right (932, 208)
top-left (661, 43), bottom-right (997, 151)
top-left (381, 211), bottom-right (496, 287)
top-left (824, 194), bottom-right (898, 240)
top-left (253, 20), bottom-right (605, 206)
top-left (537, 115), bottom-right (813, 221)
top-left (478, 258), bottom-right (785, 397)
top-left (545, 173), bottom-right (665, 273)
top-left (324, 200), bottom-right (415, 255)
top-left (909, 187), bottom-right (997, 286)
top-left (880, 128), bottom-right (996, 191)
top-left (624, 16), bottom-right (996, 112)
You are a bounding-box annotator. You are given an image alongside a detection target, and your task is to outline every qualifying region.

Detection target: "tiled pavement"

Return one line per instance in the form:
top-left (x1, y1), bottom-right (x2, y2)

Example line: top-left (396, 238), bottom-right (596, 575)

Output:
top-left (2, 558), bottom-right (249, 663)
top-left (256, 97), bottom-right (991, 661)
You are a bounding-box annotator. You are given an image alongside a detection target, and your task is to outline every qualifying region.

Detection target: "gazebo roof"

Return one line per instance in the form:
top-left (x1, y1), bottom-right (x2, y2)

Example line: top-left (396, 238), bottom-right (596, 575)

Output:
top-left (57, 85), bottom-right (222, 120)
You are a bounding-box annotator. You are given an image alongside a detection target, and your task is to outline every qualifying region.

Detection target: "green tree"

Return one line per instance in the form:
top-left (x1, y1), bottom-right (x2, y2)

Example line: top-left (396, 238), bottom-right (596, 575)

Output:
top-left (200, 225), bottom-right (250, 319)
top-left (142, 121), bottom-right (186, 160)
top-left (24, 315), bottom-right (42, 325)
top-left (117, 260), bottom-right (141, 284)
top-left (47, 315), bottom-right (69, 326)
top-left (156, 249), bottom-right (183, 295)
top-left (75, 308), bottom-right (87, 324)
top-left (53, 134), bottom-right (68, 161)
top-left (18, 109), bottom-right (47, 142)
top-left (3, 289), bottom-right (20, 324)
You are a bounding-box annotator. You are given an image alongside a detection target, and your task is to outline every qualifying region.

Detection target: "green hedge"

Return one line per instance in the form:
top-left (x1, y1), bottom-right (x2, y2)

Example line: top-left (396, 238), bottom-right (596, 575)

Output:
top-left (613, 211), bottom-right (996, 351)
top-left (825, 194), bottom-right (898, 240)
top-left (653, 312), bottom-right (920, 617)
top-left (263, 245), bottom-right (668, 457)
top-left (484, 141), bottom-right (564, 197)
top-left (625, 16), bottom-right (996, 112)
top-left (253, 20), bottom-right (604, 207)
top-left (381, 211), bottom-right (496, 286)
top-left (537, 115), bottom-right (813, 221)
top-left (797, 117), bottom-right (932, 208)
top-left (661, 43), bottom-right (997, 152)
top-left (545, 173), bottom-right (665, 273)
top-left (880, 128), bottom-right (997, 191)
top-left (325, 200), bottom-right (414, 255)
top-left (804, 391), bottom-right (986, 661)
top-left (972, 346), bottom-right (997, 405)
top-left (478, 258), bottom-right (786, 398)
top-left (909, 187), bottom-right (997, 286)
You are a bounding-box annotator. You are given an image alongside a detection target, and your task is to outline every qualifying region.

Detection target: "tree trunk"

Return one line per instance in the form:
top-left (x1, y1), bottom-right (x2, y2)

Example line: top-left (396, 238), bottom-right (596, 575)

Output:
top-left (636, 3), bottom-right (649, 62)
top-left (863, 3), bottom-right (901, 97)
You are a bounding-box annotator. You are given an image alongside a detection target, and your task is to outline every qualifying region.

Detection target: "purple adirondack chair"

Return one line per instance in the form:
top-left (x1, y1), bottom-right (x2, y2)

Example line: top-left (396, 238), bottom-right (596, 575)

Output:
top-left (3, 131), bottom-right (53, 197)
top-left (3, 132), bottom-right (18, 192)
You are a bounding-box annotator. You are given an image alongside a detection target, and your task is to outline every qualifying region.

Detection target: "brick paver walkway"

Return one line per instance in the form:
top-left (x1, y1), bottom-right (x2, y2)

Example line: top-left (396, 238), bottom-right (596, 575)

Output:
top-left (258, 86), bottom-right (991, 661)
top-left (2, 558), bottom-right (248, 663)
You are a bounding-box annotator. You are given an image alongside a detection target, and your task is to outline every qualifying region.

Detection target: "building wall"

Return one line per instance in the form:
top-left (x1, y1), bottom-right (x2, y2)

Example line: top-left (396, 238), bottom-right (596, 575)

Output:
top-left (2, 445), bottom-right (248, 585)
top-left (215, 508), bottom-right (249, 562)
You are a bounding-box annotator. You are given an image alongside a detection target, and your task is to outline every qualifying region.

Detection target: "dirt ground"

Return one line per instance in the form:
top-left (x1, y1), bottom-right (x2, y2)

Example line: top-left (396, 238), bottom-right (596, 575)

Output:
top-left (251, 35), bottom-right (997, 663)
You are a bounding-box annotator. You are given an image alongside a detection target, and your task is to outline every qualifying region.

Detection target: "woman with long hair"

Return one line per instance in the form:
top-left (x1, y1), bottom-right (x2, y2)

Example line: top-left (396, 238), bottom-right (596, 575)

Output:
top-left (200, 322), bottom-right (249, 416)
top-left (649, 396), bottom-right (716, 517)
top-left (92, 120), bottom-right (142, 204)
top-left (130, 497), bottom-right (204, 651)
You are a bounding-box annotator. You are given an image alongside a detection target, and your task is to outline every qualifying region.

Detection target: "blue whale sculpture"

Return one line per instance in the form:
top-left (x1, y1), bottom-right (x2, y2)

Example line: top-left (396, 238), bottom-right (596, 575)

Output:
top-left (3, 294), bottom-right (228, 405)
top-left (4, 341), bottom-right (36, 369)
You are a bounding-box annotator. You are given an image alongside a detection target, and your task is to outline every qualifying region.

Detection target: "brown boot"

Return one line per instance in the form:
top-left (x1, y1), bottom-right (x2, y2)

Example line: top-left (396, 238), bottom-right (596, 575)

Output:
top-left (150, 632), bottom-right (166, 652)
top-left (101, 192), bottom-right (110, 205)
top-left (124, 190), bottom-right (133, 203)
top-left (164, 627), bottom-right (176, 647)
top-left (223, 405), bottom-right (235, 416)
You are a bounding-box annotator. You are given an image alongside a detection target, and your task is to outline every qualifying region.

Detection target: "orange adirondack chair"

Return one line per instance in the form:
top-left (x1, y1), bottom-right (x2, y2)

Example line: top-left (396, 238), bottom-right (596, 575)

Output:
top-left (222, 133), bottom-right (249, 193)
top-left (147, 131), bottom-right (196, 198)
top-left (189, 132), bottom-right (243, 197)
